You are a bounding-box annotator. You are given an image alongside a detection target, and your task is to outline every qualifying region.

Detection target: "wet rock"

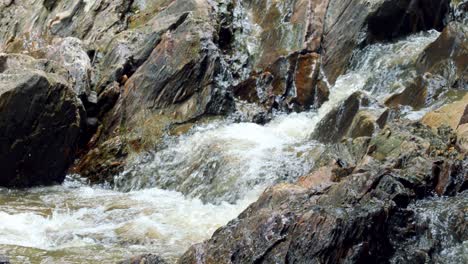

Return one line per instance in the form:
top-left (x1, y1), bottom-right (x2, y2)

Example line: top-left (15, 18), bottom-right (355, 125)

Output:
top-left (385, 22), bottom-right (468, 109)
top-left (312, 92), bottom-right (364, 143)
top-left (422, 93), bottom-right (468, 150)
top-left (70, 136), bottom-right (127, 184)
top-left (450, 0), bottom-right (468, 24)
top-left (432, 159), bottom-right (466, 196)
top-left (118, 254), bottom-right (167, 264)
top-left (228, 0), bottom-right (330, 111)
top-left (322, 0), bottom-right (451, 85)
top-left (245, 0), bottom-right (329, 68)
top-left (347, 111), bottom-right (377, 138)
top-left (366, 0), bottom-right (450, 42)
top-left (0, 54), bottom-right (83, 187)
top-left (388, 192), bottom-right (468, 263)
top-left (179, 121), bottom-right (466, 264)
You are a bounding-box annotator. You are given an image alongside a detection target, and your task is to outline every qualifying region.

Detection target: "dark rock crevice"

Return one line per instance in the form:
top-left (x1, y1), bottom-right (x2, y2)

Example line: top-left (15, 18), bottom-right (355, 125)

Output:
top-left (366, 0), bottom-right (451, 42)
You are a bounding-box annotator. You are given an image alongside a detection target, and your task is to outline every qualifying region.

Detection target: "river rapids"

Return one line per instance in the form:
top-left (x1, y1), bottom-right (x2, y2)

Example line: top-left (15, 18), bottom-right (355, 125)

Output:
top-left (1, 30), bottom-right (465, 263)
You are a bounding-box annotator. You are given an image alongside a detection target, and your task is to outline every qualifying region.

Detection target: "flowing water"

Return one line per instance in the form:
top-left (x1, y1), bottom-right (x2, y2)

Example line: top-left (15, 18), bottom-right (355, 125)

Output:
top-left (0, 31), bottom-right (453, 263)
top-left (391, 191), bottom-right (468, 264)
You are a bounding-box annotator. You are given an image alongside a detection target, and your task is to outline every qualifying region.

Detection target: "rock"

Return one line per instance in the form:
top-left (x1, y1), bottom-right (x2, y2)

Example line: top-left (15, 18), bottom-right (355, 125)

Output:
top-left (450, 0), bottom-right (468, 24)
top-left (366, 0), bottom-right (450, 42)
top-left (0, 0), bottom-right (135, 52)
top-left (70, 136), bottom-right (127, 184)
top-left (322, 0), bottom-right (451, 85)
top-left (312, 92), bottom-right (364, 143)
top-left (422, 93), bottom-right (468, 151)
top-left (416, 22), bottom-right (467, 82)
top-left (46, 37), bottom-right (93, 98)
top-left (118, 254), bottom-right (167, 264)
top-left (0, 54), bottom-right (83, 187)
top-left (432, 159), bottom-right (466, 196)
top-left (227, 0), bottom-right (330, 111)
top-left (421, 94), bottom-right (468, 130)
top-left (385, 22), bottom-right (468, 109)
top-left (296, 164), bottom-right (335, 189)
top-left (244, 0), bottom-right (329, 68)
top-left (347, 111), bottom-right (377, 139)
top-left (70, 0), bottom-right (237, 181)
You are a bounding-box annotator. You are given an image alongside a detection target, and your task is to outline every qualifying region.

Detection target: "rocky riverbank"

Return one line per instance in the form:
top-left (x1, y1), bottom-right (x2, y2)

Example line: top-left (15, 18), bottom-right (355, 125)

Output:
top-left (0, 0), bottom-right (466, 263)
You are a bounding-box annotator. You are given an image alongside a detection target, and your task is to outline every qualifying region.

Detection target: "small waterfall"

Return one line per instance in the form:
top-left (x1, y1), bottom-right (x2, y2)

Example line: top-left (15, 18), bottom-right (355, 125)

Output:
top-left (0, 30), bottom-right (448, 263)
top-left (115, 30), bottom-right (441, 203)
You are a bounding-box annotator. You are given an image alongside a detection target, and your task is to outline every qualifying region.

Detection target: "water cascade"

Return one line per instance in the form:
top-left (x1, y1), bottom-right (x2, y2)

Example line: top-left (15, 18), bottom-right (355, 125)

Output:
top-left (0, 29), bottom-right (463, 263)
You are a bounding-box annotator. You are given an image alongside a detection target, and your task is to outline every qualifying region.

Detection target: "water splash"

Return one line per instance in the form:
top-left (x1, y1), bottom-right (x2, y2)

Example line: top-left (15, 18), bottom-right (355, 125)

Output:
top-left (0, 176), bottom-right (253, 263)
top-left (115, 114), bottom-right (324, 203)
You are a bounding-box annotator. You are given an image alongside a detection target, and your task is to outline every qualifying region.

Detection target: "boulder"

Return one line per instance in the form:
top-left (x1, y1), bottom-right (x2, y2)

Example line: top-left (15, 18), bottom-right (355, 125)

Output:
top-left (0, 54), bottom-right (83, 187)
top-left (46, 37), bottom-right (93, 98)
top-left (312, 92), bottom-right (364, 143)
top-left (73, 0), bottom-right (236, 181)
top-left (422, 93), bottom-right (468, 151)
top-left (228, 0), bottom-right (330, 111)
top-left (346, 111), bottom-right (378, 138)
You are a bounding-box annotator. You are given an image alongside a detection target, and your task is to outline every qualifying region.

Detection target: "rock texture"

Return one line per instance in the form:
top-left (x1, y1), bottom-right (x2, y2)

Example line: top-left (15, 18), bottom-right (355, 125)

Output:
top-left (0, 53), bottom-right (83, 187)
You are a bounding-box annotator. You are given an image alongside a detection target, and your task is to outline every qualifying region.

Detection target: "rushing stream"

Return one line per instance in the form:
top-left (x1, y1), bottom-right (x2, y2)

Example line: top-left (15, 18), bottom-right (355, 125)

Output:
top-left (0, 30), bottom-right (458, 263)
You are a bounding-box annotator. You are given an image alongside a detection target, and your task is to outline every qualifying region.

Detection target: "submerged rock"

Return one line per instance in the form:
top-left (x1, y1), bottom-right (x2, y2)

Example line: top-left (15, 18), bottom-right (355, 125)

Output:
top-left (0, 54), bottom-right (83, 187)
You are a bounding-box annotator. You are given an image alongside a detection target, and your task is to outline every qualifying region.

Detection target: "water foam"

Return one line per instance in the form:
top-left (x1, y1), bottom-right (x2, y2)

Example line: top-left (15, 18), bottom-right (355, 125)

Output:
top-left (0, 178), bottom-right (254, 262)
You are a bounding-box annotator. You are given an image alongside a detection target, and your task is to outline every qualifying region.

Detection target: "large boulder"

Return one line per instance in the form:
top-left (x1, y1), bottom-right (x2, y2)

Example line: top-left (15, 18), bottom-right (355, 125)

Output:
top-left (0, 54), bottom-right (83, 187)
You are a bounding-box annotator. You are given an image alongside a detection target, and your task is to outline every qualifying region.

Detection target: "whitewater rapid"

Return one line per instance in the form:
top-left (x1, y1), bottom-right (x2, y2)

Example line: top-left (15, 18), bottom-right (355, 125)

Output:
top-left (0, 30), bottom-right (441, 263)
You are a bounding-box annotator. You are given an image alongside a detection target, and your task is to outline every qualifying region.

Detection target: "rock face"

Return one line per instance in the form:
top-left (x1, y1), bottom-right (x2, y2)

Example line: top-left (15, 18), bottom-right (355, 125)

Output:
top-left (179, 121), bottom-right (467, 264)
top-left (0, 54), bottom-right (83, 187)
